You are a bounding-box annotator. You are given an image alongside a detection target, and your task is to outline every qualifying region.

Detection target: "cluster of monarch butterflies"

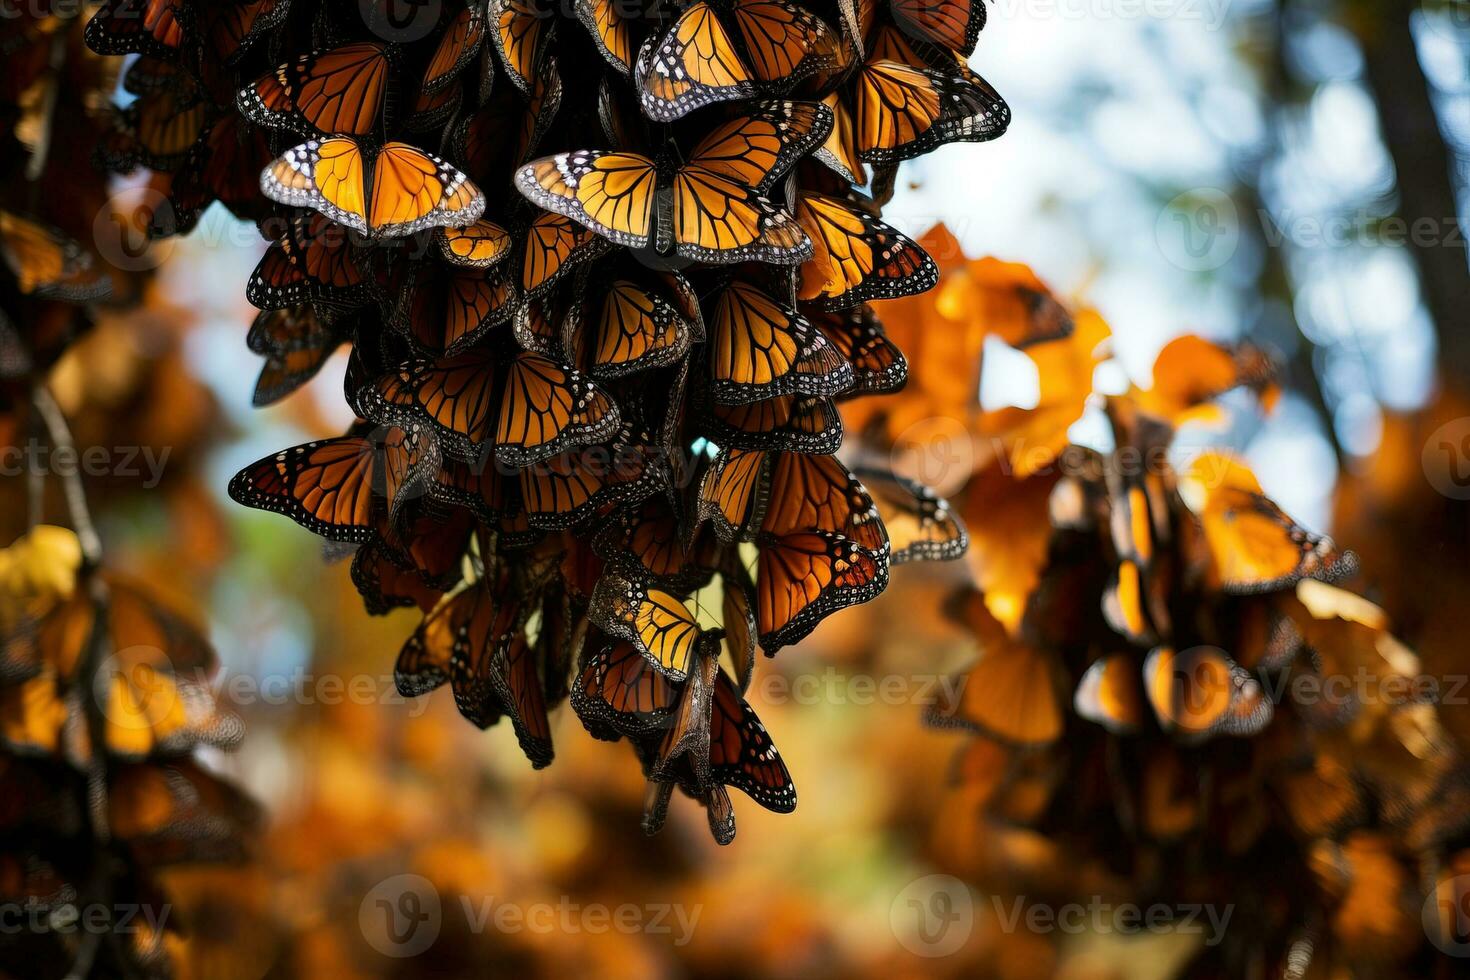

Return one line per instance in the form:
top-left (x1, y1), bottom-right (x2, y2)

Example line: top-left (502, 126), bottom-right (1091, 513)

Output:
top-left (862, 255), bottom-right (1470, 974)
top-left (85, 0), bottom-right (1002, 841)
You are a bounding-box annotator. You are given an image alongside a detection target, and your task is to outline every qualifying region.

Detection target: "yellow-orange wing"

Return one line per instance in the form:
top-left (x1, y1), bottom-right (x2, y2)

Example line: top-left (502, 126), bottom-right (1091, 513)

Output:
top-left (495, 351), bottom-right (622, 466)
top-left (262, 138), bottom-right (484, 238)
top-left (854, 57), bottom-right (1008, 165)
top-left (515, 151), bottom-right (658, 250)
top-left (708, 280), bottom-right (852, 403)
top-left (636, 2), bottom-right (755, 122)
top-left (238, 42), bottom-right (389, 136)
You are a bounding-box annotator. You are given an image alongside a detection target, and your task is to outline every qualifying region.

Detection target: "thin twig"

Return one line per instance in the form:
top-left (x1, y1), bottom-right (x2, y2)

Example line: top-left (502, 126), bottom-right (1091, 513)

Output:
top-left (30, 385), bottom-right (101, 566)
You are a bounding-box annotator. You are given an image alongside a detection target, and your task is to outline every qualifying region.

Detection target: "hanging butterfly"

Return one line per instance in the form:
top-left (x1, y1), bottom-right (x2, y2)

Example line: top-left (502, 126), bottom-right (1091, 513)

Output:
top-left (85, 0), bottom-right (189, 60)
top-left (521, 210), bottom-right (611, 298)
top-left (395, 574), bottom-right (554, 766)
top-left (633, 0), bottom-right (833, 121)
top-left (239, 42), bottom-right (390, 137)
top-left (707, 279), bottom-right (853, 404)
top-left (698, 449), bottom-right (887, 555)
top-left (357, 346), bottom-right (621, 466)
top-left (261, 138), bottom-right (486, 239)
top-left (755, 529), bottom-right (889, 652)
top-left (228, 424), bottom-right (436, 541)
top-left (198, 0), bottom-right (293, 65)
top-left (572, 638), bottom-right (680, 740)
top-left (515, 100), bottom-right (830, 264)
top-left (803, 304), bottom-right (907, 395)
top-left (422, 3), bottom-right (486, 95)
top-left (853, 466), bottom-right (967, 563)
top-left (796, 193), bottom-right (938, 308)
top-left (876, 0), bottom-right (986, 56)
top-left (851, 53), bottom-right (1009, 165)
top-left (488, 0), bottom-right (554, 94)
top-left (699, 391), bottom-right (845, 455)
top-left (1181, 452), bottom-right (1356, 594)
top-left (566, 267), bottom-right (700, 380)
top-left (245, 212), bottom-right (371, 311)
top-left (246, 305), bottom-right (345, 406)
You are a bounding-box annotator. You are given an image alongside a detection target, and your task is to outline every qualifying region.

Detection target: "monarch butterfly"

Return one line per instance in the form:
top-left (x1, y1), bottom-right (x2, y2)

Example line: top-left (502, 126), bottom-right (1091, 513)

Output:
top-left (436, 219), bottom-right (512, 270)
top-left (239, 42), bottom-right (390, 137)
top-left (395, 575), bottom-right (553, 766)
top-left (706, 660), bottom-right (795, 811)
top-left (869, 0), bottom-right (987, 55)
top-left (812, 92), bottom-right (867, 186)
top-left (198, 0), bottom-right (292, 65)
top-left (573, 0), bottom-right (641, 75)
top-left (589, 570), bottom-right (706, 679)
top-left (1181, 453), bottom-right (1355, 594)
top-left (261, 138), bottom-right (486, 239)
top-left (852, 56), bottom-right (1008, 165)
top-left (0, 212), bottom-right (109, 302)
top-left (804, 304), bottom-right (907, 395)
top-left (353, 527), bottom-right (457, 615)
top-left (246, 305), bottom-right (344, 406)
top-left (392, 263), bottom-right (515, 354)
top-left (796, 193), bottom-right (938, 308)
top-left (701, 392), bottom-right (844, 455)
top-left (756, 529), bottom-right (889, 652)
top-left (103, 64), bottom-right (208, 171)
top-left (594, 496), bottom-right (721, 593)
top-left (1139, 335), bottom-right (1279, 424)
top-left (228, 426), bottom-right (433, 541)
top-left (515, 100), bottom-right (830, 264)
top-left (569, 273), bottom-right (697, 379)
top-left (635, 2), bottom-right (755, 121)
top-left (1143, 645), bottom-right (1273, 738)
top-left (245, 213), bottom-right (369, 311)
top-left (634, 0), bottom-right (832, 121)
top-left (853, 466), bottom-right (967, 563)
top-left (85, 0), bottom-right (188, 60)
top-left (423, 4), bottom-right (486, 94)
top-left (699, 449), bottom-right (885, 551)
top-left (359, 347), bottom-right (621, 466)
top-left (572, 639), bottom-right (680, 740)
top-left (489, 0), bottom-right (554, 94)
top-left (519, 423), bottom-right (661, 529)
top-left (521, 210), bottom-right (610, 297)
top-left (707, 280), bottom-right (854, 404)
